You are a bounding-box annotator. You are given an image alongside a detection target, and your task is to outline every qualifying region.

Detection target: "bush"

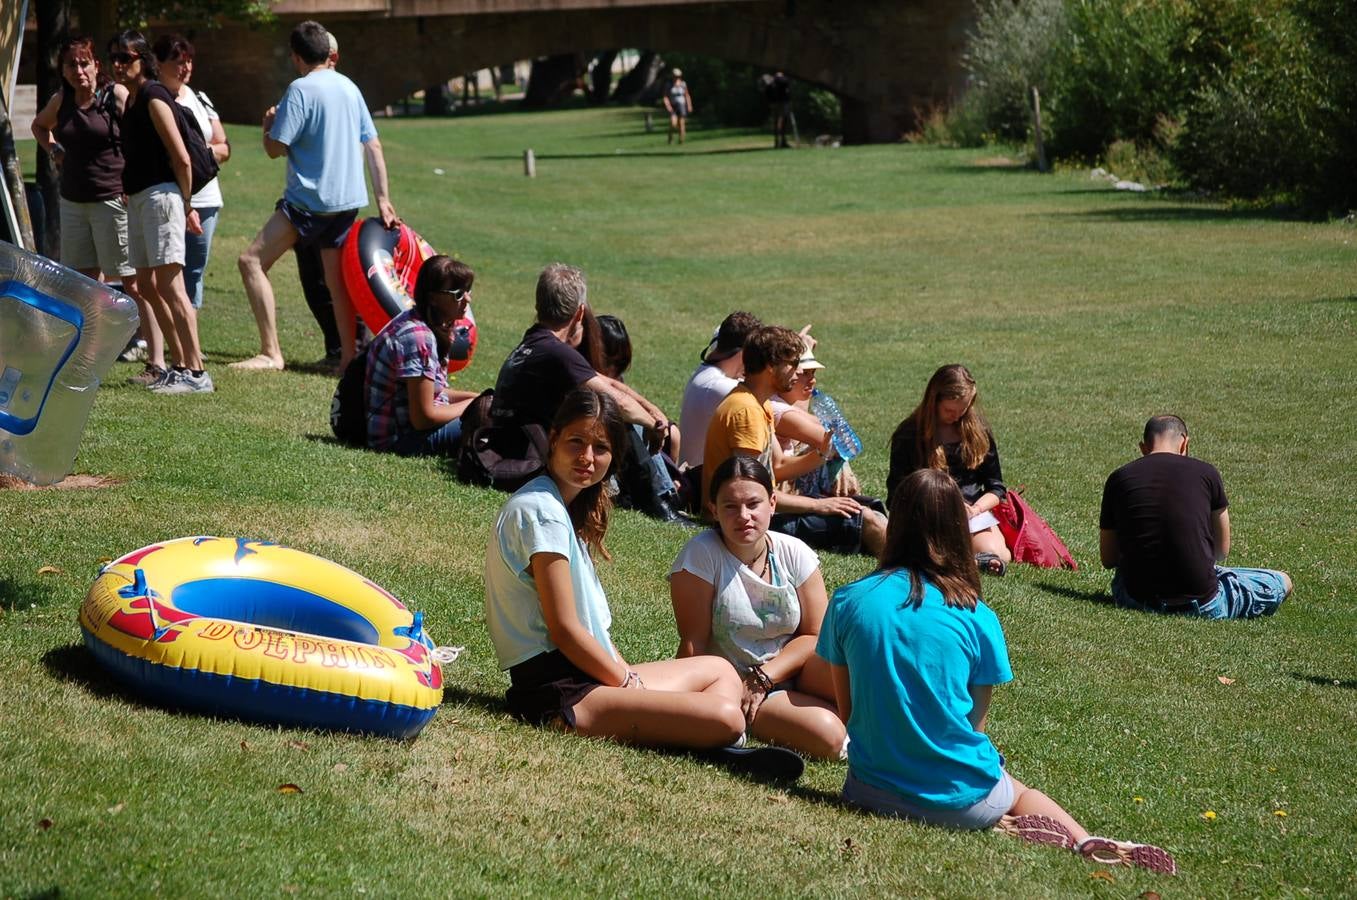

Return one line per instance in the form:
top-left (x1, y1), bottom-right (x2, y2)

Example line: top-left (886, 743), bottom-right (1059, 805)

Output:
top-left (957, 0), bottom-right (1066, 143)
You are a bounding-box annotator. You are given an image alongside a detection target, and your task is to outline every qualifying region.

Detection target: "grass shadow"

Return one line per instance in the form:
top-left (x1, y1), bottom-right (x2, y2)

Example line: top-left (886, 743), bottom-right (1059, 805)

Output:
top-left (477, 146), bottom-right (771, 162)
top-left (439, 683), bottom-right (508, 716)
top-left (1313, 294), bottom-right (1357, 306)
top-left (0, 575), bottom-right (58, 611)
top-left (1029, 582), bottom-right (1113, 605)
top-left (1289, 672), bottom-right (1357, 690)
top-left (1051, 204), bottom-right (1308, 224)
top-left (42, 643), bottom-right (143, 704)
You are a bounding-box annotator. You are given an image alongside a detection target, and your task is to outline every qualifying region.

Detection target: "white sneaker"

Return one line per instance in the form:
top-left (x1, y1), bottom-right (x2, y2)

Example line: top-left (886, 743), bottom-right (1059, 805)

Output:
top-left (152, 369), bottom-right (214, 394)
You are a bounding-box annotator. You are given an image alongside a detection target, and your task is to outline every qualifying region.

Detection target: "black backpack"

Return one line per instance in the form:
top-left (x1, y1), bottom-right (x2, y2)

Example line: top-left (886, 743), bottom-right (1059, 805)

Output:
top-left (455, 389), bottom-right (549, 492)
top-left (330, 347), bottom-right (371, 448)
top-left (170, 89), bottom-right (220, 195)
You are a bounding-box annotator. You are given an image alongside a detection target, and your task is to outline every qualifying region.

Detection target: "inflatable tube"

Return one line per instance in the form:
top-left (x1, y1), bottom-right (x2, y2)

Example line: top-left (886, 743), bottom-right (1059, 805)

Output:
top-left (340, 218), bottom-right (478, 373)
top-left (0, 241), bottom-right (139, 485)
top-left (79, 537), bottom-right (448, 739)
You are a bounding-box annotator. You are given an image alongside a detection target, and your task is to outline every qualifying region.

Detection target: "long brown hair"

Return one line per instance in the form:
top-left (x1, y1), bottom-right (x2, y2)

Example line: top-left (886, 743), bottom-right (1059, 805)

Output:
top-left (878, 468), bottom-right (981, 610)
top-left (910, 364), bottom-right (990, 470)
top-left (548, 388), bottom-right (630, 560)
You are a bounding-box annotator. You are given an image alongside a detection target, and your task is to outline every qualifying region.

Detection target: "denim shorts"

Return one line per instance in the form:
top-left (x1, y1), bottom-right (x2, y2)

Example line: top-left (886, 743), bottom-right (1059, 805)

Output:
top-left (843, 769), bottom-right (1014, 830)
top-left (277, 200), bottom-right (357, 250)
top-left (1112, 566), bottom-right (1288, 619)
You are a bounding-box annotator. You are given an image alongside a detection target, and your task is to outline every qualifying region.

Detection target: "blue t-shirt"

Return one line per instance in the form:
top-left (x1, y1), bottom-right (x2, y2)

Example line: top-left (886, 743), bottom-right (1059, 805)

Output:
top-left (483, 475), bottom-right (615, 670)
top-left (270, 68), bottom-right (376, 213)
top-left (817, 568), bottom-right (1013, 809)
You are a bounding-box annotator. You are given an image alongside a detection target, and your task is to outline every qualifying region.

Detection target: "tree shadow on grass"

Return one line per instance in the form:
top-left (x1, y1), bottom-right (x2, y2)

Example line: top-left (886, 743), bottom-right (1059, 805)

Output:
top-left (1313, 294), bottom-right (1357, 306)
top-left (1048, 204), bottom-right (1305, 224)
top-left (477, 146), bottom-right (770, 162)
top-left (0, 575), bottom-right (54, 611)
top-left (1029, 582), bottom-right (1114, 605)
top-left (1289, 672), bottom-right (1357, 690)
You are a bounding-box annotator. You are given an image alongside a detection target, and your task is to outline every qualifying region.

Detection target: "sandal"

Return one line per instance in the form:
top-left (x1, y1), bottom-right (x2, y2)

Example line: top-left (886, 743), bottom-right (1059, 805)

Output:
top-left (993, 814), bottom-right (1076, 849)
top-left (976, 552), bottom-right (1007, 577)
top-left (1077, 836), bottom-right (1177, 875)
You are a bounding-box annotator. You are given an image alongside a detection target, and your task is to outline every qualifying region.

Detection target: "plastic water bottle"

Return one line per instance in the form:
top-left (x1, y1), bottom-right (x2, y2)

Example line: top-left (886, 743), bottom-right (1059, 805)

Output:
top-left (810, 388), bottom-right (863, 462)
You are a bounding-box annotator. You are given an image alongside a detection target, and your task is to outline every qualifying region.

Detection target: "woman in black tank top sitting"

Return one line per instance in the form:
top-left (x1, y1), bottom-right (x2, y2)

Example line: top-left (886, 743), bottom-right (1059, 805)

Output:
top-left (30, 35), bottom-right (159, 379)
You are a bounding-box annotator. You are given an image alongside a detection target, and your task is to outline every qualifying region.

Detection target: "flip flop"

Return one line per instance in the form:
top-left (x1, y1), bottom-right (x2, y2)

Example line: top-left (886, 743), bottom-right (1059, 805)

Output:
top-left (993, 814), bottom-right (1076, 849)
top-left (975, 552), bottom-right (1007, 577)
top-left (1077, 836), bottom-right (1178, 875)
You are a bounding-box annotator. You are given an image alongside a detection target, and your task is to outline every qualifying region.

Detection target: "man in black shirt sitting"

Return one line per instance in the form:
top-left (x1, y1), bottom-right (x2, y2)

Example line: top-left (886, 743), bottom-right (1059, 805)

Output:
top-left (491, 263), bottom-right (685, 522)
top-left (1099, 415), bottom-right (1292, 619)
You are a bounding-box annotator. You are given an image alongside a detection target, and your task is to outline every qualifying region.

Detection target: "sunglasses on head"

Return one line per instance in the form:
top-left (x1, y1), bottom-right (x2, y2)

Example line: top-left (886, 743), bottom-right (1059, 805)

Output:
top-left (110, 51), bottom-right (139, 64)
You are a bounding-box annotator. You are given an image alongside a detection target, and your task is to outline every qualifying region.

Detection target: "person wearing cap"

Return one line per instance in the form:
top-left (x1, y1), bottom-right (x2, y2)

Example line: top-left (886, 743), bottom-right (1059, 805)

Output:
top-left (677, 312), bottom-right (762, 509)
top-left (663, 68), bottom-right (693, 145)
top-left (702, 325), bottom-right (886, 557)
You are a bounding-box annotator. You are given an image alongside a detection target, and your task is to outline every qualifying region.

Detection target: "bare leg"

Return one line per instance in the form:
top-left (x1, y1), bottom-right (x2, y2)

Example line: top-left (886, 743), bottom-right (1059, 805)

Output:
top-left (678, 116), bottom-right (686, 144)
top-left (570, 656), bottom-right (744, 747)
top-left (234, 210), bottom-right (297, 369)
top-left (136, 268), bottom-right (182, 368)
top-left (1008, 774), bottom-right (1089, 843)
top-left (668, 114), bottom-right (677, 144)
top-left (972, 526), bottom-right (1011, 564)
top-left (320, 246), bottom-right (357, 368)
top-left (152, 263), bottom-right (202, 370)
top-left (750, 689), bottom-right (845, 759)
top-left (861, 508), bottom-right (887, 557)
top-left (119, 276), bottom-right (164, 369)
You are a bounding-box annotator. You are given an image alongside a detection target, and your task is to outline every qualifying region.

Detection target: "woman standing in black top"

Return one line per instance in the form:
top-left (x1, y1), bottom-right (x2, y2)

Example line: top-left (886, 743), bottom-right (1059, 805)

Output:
top-left (111, 30), bottom-right (212, 395)
top-left (886, 364), bottom-right (1011, 573)
top-left (30, 36), bottom-right (160, 381)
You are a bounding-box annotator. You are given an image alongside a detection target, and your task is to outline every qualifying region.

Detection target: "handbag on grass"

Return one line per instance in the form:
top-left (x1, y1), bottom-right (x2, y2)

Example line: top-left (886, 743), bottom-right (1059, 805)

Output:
top-left (994, 486), bottom-right (1078, 570)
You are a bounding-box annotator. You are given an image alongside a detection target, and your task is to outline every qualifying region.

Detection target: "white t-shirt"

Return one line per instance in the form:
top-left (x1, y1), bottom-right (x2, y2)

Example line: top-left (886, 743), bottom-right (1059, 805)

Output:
top-left (678, 364), bottom-right (739, 468)
top-left (175, 86), bottom-right (223, 209)
top-left (484, 475), bottom-right (615, 670)
top-left (668, 529), bottom-right (819, 671)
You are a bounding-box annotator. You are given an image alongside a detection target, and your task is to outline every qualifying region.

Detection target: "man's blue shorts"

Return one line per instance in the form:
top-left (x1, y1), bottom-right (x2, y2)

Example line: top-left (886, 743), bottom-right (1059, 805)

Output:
top-left (277, 199), bottom-right (357, 250)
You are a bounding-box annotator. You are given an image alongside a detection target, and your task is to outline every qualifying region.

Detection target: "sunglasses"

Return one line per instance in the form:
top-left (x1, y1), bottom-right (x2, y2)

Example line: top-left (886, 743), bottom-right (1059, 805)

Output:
top-left (430, 288), bottom-right (469, 303)
top-left (110, 51), bottom-right (140, 64)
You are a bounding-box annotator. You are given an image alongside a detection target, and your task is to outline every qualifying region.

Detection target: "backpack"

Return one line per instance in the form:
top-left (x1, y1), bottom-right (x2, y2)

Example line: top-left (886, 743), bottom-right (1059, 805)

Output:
top-left (170, 89), bottom-right (220, 195)
top-left (330, 346), bottom-right (371, 448)
top-left (993, 487), bottom-right (1078, 570)
top-left (455, 389), bottom-right (549, 492)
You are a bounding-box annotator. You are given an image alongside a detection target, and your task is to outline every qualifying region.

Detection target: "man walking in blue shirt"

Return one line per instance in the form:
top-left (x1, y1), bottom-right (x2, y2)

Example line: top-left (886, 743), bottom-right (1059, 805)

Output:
top-left (234, 20), bottom-right (398, 373)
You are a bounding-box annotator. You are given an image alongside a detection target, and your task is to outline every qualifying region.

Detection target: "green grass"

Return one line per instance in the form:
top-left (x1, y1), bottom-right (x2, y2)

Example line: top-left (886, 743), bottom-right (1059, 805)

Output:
top-left (3, 105), bottom-right (1355, 896)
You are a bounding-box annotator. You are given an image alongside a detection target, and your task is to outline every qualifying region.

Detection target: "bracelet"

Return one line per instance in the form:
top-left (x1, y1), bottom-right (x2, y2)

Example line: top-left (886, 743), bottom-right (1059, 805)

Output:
top-left (743, 664), bottom-right (774, 696)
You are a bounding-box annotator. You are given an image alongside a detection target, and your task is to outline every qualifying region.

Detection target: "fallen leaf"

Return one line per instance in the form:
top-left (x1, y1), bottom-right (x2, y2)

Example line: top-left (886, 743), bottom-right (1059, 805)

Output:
top-left (276, 783), bottom-right (303, 794)
top-left (287, 740), bottom-right (310, 752)
top-left (333, 763), bottom-right (349, 773)
top-left (1133, 796), bottom-right (1145, 804)
top-left (1089, 870), bottom-right (1115, 882)
top-left (1217, 676), bottom-right (1235, 685)
top-left (97, 556), bottom-right (113, 564)
top-left (1201, 810), bottom-right (1217, 821)
top-left (38, 818), bottom-right (53, 830)
top-left (107, 802), bottom-right (125, 815)
top-left (37, 565), bottom-right (61, 575)
top-left (240, 740), bottom-right (253, 752)
top-left (1139, 892), bottom-right (1162, 900)
top-left (766, 793), bottom-right (789, 804)
top-left (1274, 810), bottom-right (1288, 817)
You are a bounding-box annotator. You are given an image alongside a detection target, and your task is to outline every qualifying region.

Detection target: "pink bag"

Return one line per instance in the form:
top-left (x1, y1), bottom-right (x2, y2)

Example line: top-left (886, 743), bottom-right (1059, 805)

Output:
top-left (994, 487), bottom-right (1078, 570)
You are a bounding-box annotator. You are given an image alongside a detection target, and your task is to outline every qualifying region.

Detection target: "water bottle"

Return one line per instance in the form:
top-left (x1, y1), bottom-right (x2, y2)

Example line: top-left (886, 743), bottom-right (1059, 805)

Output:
top-left (810, 388), bottom-right (863, 462)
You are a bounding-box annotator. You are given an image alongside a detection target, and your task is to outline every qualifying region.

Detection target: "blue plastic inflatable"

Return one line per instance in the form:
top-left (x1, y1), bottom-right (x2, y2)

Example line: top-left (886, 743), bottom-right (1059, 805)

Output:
top-left (0, 240), bottom-right (139, 485)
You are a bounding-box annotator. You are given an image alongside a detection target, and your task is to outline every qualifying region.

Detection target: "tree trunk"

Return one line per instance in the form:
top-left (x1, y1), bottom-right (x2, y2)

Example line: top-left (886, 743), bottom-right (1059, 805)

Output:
top-left (36, 0), bottom-right (70, 261)
top-left (424, 82), bottom-right (451, 116)
top-left (523, 54), bottom-right (584, 109)
top-left (611, 50), bottom-right (661, 104)
top-left (588, 51), bottom-right (616, 105)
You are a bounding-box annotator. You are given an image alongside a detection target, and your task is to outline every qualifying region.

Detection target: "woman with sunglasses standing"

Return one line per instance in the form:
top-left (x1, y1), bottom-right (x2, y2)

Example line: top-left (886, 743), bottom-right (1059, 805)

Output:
top-left (30, 36), bottom-right (158, 380)
top-left (152, 34), bottom-right (229, 312)
top-left (110, 30), bottom-right (212, 394)
top-left (364, 255), bottom-right (481, 456)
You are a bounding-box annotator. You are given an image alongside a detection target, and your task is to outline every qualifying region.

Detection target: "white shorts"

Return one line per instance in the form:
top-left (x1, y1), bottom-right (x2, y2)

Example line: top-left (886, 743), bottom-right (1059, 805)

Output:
top-left (127, 183), bottom-right (186, 269)
top-left (59, 196), bottom-right (134, 277)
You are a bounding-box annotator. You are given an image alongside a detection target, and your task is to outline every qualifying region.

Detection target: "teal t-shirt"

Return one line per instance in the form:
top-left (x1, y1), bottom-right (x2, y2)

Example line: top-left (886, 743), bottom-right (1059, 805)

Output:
top-left (483, 475), bottom-right (615, 670)
top-left (816, 569), bottom-right (1012, 809)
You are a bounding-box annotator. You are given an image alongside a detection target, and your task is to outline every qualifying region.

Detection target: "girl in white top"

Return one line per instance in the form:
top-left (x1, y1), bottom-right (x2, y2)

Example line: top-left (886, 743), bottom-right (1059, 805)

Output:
top-left (670, 455), bottom-right (846, 758)
top-left (484, 388), bottom-right (802, 779)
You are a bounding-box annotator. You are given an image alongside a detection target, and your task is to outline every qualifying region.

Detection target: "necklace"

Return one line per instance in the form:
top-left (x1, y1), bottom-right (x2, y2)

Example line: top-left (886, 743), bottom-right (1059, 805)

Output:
top-left (751, 537), bottom-right (772, 580)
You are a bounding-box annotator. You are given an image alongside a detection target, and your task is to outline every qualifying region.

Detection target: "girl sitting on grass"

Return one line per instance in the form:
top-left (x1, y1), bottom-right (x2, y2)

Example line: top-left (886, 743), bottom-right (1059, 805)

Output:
top-left (816, 468), bottom-right (1176, 874)
top-left (670, 456), bottom-right (846, 759)
top-left (483, 387), bottom-right (801, 781)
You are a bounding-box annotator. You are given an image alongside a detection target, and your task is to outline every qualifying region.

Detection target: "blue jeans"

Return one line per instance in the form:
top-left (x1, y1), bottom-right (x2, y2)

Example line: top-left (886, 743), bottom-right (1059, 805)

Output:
top-left (1112, 567), bottom-right (1289, 619)
top-left (184, 206), bottom-right (220, 309)
top-left (392, 418), bottom-right (463, 457)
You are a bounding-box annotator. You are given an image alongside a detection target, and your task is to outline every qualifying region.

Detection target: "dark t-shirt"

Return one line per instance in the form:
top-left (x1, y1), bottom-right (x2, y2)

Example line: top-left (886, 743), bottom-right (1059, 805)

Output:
top-left (1099, 453), bottom-right (1228, 604)
top-left (121, 81), bottom-right (179, 195)
top-left (886, 416), bottom-right (1006, 505)
top-left (491, 325), bottom-right (597, 428)
top-left (56, 90), bottom-right (124, 202)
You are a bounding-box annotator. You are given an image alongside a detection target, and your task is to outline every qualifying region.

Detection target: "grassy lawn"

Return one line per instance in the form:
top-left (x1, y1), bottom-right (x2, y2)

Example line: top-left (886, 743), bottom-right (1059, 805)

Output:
top-left (3, 105), bottom-right (1355, 896)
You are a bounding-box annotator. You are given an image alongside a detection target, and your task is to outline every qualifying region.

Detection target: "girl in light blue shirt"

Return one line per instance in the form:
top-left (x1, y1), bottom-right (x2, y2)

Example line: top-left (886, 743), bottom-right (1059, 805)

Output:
top-left (817, 468), bottom-right (1176, 874)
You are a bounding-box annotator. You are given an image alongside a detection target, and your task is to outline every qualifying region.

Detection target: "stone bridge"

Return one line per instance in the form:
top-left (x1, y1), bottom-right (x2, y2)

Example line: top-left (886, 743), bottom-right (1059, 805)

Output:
top-left (190, 0), bottom-right (977, 143)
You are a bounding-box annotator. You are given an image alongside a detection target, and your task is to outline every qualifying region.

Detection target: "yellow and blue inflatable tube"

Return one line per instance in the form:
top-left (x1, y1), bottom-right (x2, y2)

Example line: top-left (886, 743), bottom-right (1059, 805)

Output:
top-left (80, 537), bottom-right (444, 739)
